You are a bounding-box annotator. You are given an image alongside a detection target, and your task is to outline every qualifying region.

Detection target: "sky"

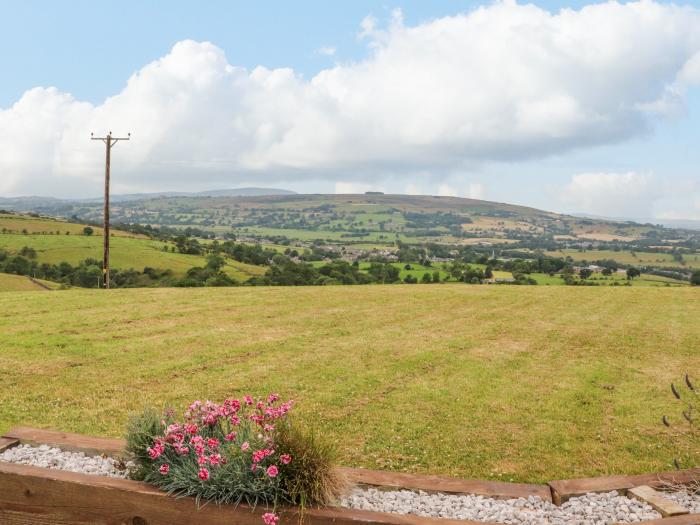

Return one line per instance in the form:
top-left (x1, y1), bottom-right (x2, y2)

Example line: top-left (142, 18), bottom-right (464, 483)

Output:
top-left (1, 0), bottom-right (699, 220)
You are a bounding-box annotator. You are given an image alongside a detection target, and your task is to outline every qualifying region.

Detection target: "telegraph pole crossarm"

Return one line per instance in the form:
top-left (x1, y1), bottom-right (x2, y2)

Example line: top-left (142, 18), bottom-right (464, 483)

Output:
top-left (91, 131), bottom-right (130, 289)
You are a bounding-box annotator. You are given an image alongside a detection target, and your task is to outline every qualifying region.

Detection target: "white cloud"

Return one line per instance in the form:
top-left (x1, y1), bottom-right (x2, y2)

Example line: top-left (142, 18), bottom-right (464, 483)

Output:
top-left (2, 1), bottom-right (700, 197)
top-left (317, 46), bottom-right (336, 56)
top-left (334, 181), bottom-right (383, 194)
top-left (559, 173), bottom-right (700, 220)
top-left (437, 184), bottom-right (458, 197)
top-left (436, 182), bottom-right (485, 199)
top-left (559, 172), bottom-right (656, 218)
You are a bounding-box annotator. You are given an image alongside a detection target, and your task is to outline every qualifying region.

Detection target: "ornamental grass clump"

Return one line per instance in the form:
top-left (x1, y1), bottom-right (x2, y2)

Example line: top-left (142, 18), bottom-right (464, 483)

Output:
top-left (662, 373), bottom-right (699, 471)
top-left (126, 394), bottom-right (345, 523)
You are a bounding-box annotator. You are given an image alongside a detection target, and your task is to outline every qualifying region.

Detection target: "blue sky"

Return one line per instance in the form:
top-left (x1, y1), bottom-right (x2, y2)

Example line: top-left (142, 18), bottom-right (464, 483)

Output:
top-left (1, 0), bottom-right (699, 220)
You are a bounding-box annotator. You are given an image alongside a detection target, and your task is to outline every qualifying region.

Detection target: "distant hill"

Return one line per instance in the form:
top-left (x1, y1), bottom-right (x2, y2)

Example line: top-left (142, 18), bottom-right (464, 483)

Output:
top-left (2, 193), bottom-right (699, 272)
top-left (0, 187), bottom-right (296, 208)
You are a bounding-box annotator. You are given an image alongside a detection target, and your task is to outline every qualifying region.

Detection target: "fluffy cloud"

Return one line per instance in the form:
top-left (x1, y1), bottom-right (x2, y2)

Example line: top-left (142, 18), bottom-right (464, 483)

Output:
top-left (2, 1), bottom-right (700, 196)
top-left (558, 172), bottom-right (700, 219)
top-left (559, 172), bottom-right (656, 218)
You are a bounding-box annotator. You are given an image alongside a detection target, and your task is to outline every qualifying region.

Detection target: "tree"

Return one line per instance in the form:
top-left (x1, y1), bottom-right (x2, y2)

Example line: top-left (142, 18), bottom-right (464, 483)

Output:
top-left (484, 266), bottom-right (493, 279)
top-left (601, 268), bottom-right (613, 276)
top-left (421, 272), bottom-right (432, 283)
top-left (83, 226), bottom-right (94, 236)
top-left (432, 271), bottom-right (440, 283)
top-left (579, 268), bottom-right (593, 279)
top-left (626, 268), bottom-right (641, 280)
top-left (19, 246), bottom-right (37, 259)
top-left (691, 270), bottom-right (700, 286)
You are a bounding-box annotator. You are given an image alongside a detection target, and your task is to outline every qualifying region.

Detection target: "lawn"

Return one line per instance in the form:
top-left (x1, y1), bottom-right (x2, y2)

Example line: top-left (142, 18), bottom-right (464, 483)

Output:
top-left (0, 285), bottom-right (697, 483)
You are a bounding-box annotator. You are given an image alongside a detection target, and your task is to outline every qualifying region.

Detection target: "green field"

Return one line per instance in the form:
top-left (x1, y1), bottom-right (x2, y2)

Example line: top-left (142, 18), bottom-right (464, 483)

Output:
top-left (545, 249), bottom-right (700, 269)
top-left (528, 272), bottom-right (689, 287)
top-left (0, 233), bottom-right (265, 282)
top-left (0, 285), bottom-right (697, 482)
top-left (0, 272), bottom-right (58, 292)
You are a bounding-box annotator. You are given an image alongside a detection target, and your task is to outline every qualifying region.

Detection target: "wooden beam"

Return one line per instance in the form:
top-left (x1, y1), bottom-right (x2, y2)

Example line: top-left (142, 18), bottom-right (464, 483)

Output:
top-left (0, 462), bottom-right (495, 525)
top-left (615, 514), bottom-right (700, 525)
top-left (338, 467), bottom-right (552, 502)
top-left (549, 469), bottom-right (700, 504)
top-left (0, 437), bottom-right (18, 453)
top-left (3, 426), bottom-right (124, 457)
top-left (628, 485), bottom-right (689, 518)
top-left (2, 428), bottom-right (551, 501)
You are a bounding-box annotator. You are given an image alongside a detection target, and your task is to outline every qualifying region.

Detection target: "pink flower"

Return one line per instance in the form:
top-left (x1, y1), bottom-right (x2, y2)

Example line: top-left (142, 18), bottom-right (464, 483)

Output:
top-left (207, 438), bottom-right (220, 449)
top-left (230, 415), bottom-right (241, 425)
top-left (266, 465), bottom-right (279, 478)
top-left (267, 393), bottom-right (279, 404)
top-left (174, 443), bottom-right (189, 455)
top-left (224, 432), bottom-right (237, 442)
top-left (185, 424), bottom-right (198, 435)
top-left (263, 424), bottom-right (275, 433)
top-left (194, 444), bottom-right (205, 456)
top-left (209, 454), bottom-right (222, 465)
top-left (197, 455), bottom-right (207, 465)
top-left (241, 441), bottom-right (250, 451)
top-left (280, 454), bottom-right (292, 465)
top-left (159, 464), bottom-right (170, 475)
top-left (262, 513), bottom-right (279, 525)
top-left (165, 423), bottom-right (182, 435)
top-left (198, 467), bottom-right (210, 481)
top-left (147, 443), bottom-right (164, 459)
top-left (244, 395), bottom-right (254, 406)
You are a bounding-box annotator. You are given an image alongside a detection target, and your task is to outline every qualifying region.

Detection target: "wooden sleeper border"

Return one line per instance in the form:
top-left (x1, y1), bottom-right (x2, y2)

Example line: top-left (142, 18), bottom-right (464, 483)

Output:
top-left (0, 427), bottom-right (698, 525)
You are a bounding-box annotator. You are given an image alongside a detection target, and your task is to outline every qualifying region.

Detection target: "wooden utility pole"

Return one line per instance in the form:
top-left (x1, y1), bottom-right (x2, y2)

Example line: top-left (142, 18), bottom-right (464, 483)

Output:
top-left (91, 131), bottom-right (130, 289)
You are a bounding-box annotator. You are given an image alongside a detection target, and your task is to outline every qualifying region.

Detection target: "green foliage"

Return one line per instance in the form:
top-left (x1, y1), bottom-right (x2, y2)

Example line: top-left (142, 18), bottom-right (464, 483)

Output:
top-left (125, 408), bottom-right (163, 481)
top-left (19, 246), bottom-right (37, 259)
top-left (125, 397), bottom-right (344, 510)
top-left (274, 420), bottom-right (347, 506)
top-left (691, 270), bottom-right (700, 286)
top-left (83, 226), bottom-right (94, 236)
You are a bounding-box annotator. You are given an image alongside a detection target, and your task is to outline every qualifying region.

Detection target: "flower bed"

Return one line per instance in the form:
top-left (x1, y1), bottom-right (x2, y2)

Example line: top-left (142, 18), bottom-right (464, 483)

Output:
top-left (0, 423), bottom-right (698, 525)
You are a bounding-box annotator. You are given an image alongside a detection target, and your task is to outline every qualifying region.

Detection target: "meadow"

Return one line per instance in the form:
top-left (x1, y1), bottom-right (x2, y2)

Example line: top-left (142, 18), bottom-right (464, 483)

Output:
top-left (545, 248), bottom-right (700, 269)
top-left (0, 273), bottom-right (58, 291)
top-left (0, 232), bottom-right (265, 282)
top-left (0, 285), bottom-right (697, 482)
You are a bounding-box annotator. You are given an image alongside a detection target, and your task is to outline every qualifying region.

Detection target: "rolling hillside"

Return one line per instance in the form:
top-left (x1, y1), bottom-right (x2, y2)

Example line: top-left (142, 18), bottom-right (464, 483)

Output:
top-left (3, 194), bottom-right (699, 278)
top-left (0, 273), bottom-right (58, 292)
top-left (0, 213), bottom-right (265, 283)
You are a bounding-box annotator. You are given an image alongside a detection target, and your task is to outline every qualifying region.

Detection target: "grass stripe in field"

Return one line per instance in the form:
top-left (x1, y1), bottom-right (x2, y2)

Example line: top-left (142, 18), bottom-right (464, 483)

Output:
top-left (0, 285), bottom-right (697, 483)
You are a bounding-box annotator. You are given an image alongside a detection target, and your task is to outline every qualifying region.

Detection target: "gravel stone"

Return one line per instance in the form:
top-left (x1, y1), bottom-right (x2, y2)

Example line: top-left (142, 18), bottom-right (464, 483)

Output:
top-left (341, 488), bottom-right (663, 524)
top-left (0, 444), bottom-right (131, 478)
top-left (663, 489), bottom-right (700, 514)
top-left (1, 444), bottom-right (695, 523)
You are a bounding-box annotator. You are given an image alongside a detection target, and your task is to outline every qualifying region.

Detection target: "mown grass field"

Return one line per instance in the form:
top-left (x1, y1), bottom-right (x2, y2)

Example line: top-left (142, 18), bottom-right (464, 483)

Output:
top-left (0, 285), bottom-right (697, 482)
top-left (0, 273), bottom-right (58, 292)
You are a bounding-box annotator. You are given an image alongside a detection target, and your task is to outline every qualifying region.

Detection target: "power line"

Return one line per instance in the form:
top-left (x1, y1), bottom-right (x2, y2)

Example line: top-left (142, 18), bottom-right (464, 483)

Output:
top-left (91, 131), bottom-right (130, 289)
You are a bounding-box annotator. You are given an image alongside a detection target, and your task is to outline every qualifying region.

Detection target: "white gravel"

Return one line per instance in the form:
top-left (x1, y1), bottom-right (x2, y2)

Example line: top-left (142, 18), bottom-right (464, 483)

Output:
top-left (663, 489), bottom-right (700, 514)
top-left (0, 443), bottom-right (131, 478)
top-left (1, 444), bottom-right (696, 523)
top-left (341, 487), bottom-right (665, 524)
